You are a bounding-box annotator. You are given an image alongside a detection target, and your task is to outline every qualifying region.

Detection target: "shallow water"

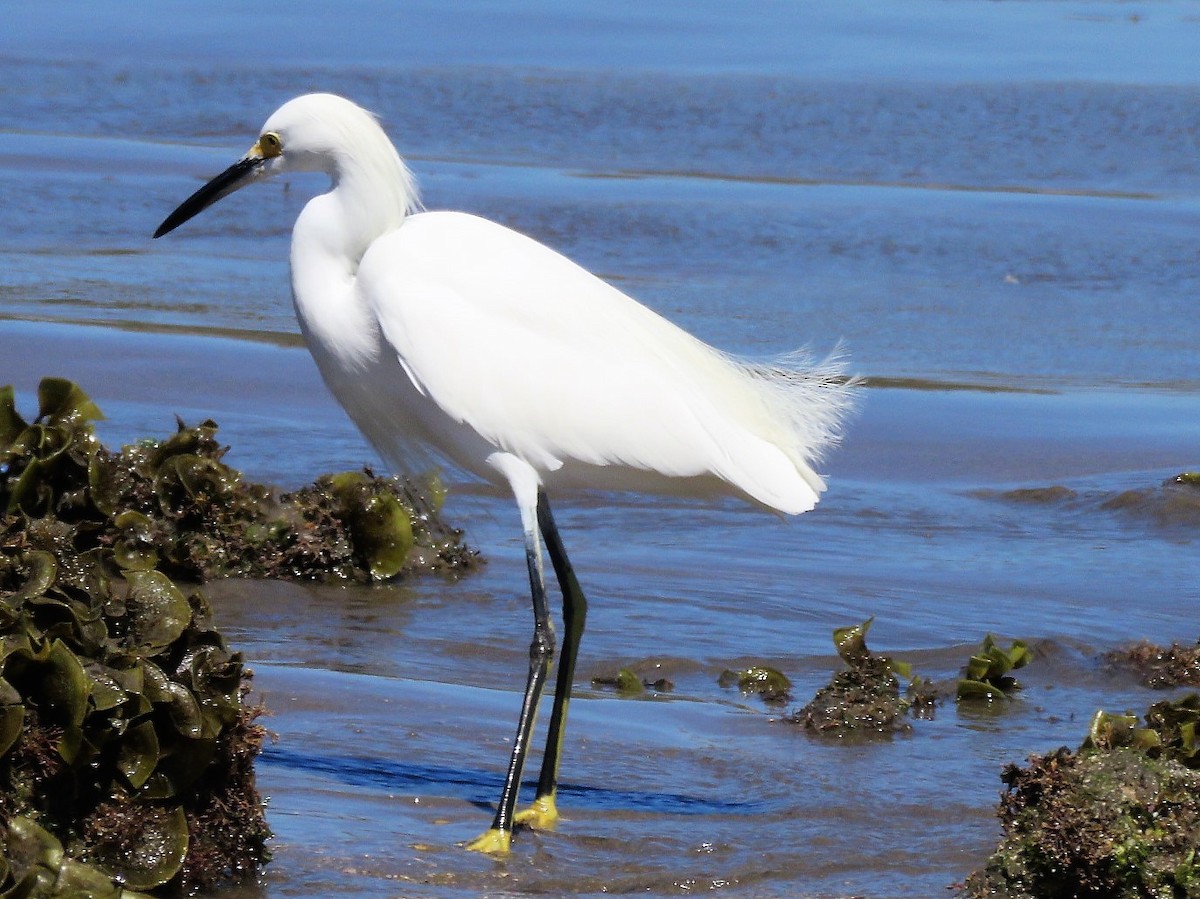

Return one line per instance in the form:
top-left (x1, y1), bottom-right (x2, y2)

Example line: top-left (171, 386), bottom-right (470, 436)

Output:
top-left (3, 2), bottom-right (1199, 896)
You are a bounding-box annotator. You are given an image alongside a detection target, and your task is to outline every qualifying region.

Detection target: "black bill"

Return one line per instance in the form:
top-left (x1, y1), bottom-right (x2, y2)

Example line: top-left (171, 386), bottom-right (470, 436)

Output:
top-left (153, 155), bottom-right (266, 238)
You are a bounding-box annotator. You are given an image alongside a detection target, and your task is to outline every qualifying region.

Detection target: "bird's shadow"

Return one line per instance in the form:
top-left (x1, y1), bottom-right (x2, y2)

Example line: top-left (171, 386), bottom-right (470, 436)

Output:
top-left (262, 744), bottom-right (761, 816)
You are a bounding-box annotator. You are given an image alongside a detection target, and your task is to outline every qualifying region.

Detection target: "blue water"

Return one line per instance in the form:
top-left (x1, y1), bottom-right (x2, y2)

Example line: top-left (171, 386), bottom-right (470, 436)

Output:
top-left (2, 2), bottom-right (1199, 896)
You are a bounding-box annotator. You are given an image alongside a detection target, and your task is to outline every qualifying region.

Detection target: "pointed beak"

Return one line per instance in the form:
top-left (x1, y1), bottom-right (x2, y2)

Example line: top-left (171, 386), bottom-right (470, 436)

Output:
top-left (153, 147), bottom-right (269, 238)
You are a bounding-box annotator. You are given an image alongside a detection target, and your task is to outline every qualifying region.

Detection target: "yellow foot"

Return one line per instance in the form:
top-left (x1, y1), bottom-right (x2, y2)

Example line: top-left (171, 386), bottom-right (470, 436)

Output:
top-left (513, 794), bottom-right (559, 831)
top-left (464, 827), bottom-right (511, 855)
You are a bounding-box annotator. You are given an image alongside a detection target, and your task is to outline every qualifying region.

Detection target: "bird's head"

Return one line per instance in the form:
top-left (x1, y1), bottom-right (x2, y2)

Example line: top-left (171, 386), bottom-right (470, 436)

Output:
top-left (153, 93), bottom-right (394, 238)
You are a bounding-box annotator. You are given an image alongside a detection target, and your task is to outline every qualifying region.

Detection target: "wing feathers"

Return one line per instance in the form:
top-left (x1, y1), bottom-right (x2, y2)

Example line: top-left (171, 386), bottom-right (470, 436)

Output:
top-left (357, 211), bottom-right (855, 513)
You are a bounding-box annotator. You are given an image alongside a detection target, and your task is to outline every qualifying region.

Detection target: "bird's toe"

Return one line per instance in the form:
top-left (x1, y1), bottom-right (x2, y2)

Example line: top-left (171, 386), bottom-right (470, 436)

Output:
top-left (464, 827), bottom-right (511, 855)
top-left (513, 795), bottom-right (559, 831)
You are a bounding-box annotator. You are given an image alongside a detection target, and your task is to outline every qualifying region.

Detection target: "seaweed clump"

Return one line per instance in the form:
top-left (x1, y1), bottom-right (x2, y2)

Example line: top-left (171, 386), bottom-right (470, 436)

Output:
top-left (0, 375), bottom-right (480, 895)
top-left (1, 378), bottom-right (476, 583)
top-left (591, 668), bottom-right (674, 697)
top-left (1106, 638), bottom-right (1200, 689)
top-left (0, 517), bottom-right (270, 894)
top-left (957, 635), bottom-right (1031, 702)
top-left (788, 618), bottom-right (919, 736)
top-left (961, 694), bottom-right (1200, 898)
top-left (718, 665), bottom-right (793, 703)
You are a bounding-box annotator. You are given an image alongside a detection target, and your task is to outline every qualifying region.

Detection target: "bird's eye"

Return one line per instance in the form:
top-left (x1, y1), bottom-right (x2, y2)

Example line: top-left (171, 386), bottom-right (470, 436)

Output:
top-left (259, 132), bottom-right (283, 158)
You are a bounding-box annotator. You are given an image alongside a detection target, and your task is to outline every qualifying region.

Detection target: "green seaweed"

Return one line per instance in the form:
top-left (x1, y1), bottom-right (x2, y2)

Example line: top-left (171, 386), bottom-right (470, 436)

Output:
top-left (0, 516), bottom-right (270, 893)
top-left (962, 694), bottom-right (1200, 898)
top-left (4, 815), bottom-right (154, 898)
top-left (1083, 694), bottom-right (1200, 768)
top-left (0, 378), bottom-right (476, 585)
top-left (0, 380), bottom-right (288, 893)
top-left (718, 666), bottom-right (792, 703)
top-left (790, 618), bottom-right (918, 736)
top-left (957, 634), bottom-right (1030, 702)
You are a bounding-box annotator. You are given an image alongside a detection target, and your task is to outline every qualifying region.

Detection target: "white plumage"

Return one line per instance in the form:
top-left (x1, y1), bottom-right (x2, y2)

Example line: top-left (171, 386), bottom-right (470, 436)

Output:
top-left (155, 92), bottom-right (857, 854)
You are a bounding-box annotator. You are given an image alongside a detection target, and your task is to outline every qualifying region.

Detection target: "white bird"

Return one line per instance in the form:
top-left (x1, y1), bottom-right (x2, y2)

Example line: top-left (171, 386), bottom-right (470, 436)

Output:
top-left (154, 93), bottom-right (857, 854)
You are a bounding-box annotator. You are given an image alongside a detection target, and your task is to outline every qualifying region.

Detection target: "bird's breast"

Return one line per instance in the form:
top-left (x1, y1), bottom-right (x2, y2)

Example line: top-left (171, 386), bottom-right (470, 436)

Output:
top-left (303, 319), bottom-right (507, 487)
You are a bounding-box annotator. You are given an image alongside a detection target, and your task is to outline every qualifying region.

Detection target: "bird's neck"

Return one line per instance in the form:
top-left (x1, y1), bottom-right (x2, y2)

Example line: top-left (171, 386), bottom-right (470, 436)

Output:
top-left (330, 148), bottom-right (418, 256)
top-left (288, 142), bottom-right (419, 372)
top-left (288, 206), bottom-right (376, 372)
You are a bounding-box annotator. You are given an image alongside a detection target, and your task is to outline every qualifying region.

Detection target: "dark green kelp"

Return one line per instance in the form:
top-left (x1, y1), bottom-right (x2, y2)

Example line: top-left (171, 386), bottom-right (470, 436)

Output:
top-left (0, 515), bottom-right (269, 894)
top-left (0, 377), bottom-right (479, 895)
top-left (0, 378), bottom-right (476, 583)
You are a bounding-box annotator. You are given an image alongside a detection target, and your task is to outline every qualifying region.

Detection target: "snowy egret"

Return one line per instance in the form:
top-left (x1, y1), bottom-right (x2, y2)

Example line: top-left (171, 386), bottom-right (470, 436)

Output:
top-left (154, 93), bottom-right (857, 854)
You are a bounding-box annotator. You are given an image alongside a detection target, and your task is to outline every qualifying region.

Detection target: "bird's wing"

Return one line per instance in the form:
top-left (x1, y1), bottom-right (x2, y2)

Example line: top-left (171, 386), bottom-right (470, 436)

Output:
top-left (357, 211), bottom-right (798, 494)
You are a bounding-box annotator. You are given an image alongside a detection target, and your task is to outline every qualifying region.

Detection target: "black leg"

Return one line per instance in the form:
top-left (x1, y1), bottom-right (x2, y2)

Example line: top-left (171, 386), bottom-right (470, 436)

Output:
top-left (465, 507), bottom-right (556, 853)
top-left (514, 490), bottom-right (588, 829)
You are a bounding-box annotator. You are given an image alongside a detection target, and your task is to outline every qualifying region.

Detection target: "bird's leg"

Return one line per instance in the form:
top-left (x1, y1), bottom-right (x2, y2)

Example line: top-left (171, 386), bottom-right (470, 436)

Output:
top-left (514, 489), bottom-right (588, 831)
top-left (465, 499), bottom-right (556, 855)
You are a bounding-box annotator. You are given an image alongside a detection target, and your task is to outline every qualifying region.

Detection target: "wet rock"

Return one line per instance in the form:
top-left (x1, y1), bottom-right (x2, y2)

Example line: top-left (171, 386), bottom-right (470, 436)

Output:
top-left (1105, 637), bottom-right (1200, 689)
top-left (961, 694), bottom-right (1200, 898)
top-left (788, 619), bottom-right (917, 736)
top-left (591, 667), bottom-right (673, 696)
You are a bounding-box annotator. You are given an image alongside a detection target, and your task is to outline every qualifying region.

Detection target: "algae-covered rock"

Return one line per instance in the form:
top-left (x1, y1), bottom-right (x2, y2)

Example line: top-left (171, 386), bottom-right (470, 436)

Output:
top-left (962, 748), bottom-right (1200, 899)
top-left (0, 376), bottom-right (482, 893)
top-left (962, 694), bottom-right (1200, 899)
top-left (591, 667), bottom-right (674, 696)
top-left (592, 668), bottom-right (647, 696)
top-left (789, 618), bottom-right (917, 736)
top-left (1106, 637), bottom-right (1200, 689)
top-left (0, 378), bottom-right (476, 583)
